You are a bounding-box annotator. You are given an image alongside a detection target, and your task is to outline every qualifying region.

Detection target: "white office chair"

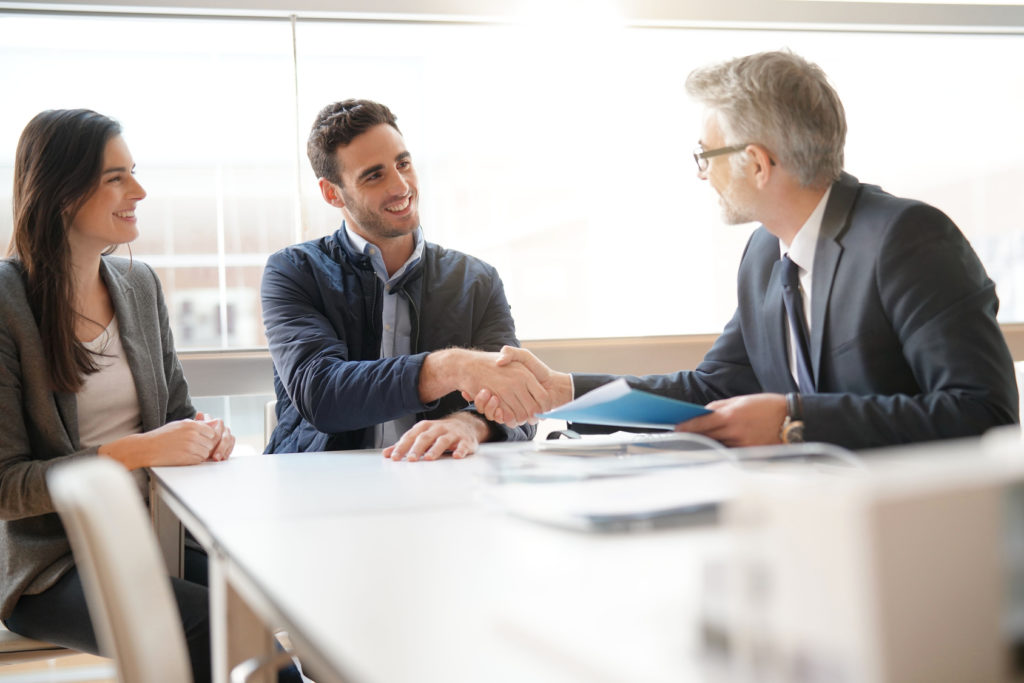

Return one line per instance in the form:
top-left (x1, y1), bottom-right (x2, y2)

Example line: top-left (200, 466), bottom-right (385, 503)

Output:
top-left (264, 399), bottom-right (279, 449)
top-left (47, 458), bottom-right (297, 683)
top-left (48, 457), bottom-right (193, 683)
top-left (1015, 360), bottom-right (1024, 424)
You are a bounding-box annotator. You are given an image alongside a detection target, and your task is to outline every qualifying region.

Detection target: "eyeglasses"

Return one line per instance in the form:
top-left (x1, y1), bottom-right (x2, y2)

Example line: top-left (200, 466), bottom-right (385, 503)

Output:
top-left (693, 143), bottom-right (750, 172)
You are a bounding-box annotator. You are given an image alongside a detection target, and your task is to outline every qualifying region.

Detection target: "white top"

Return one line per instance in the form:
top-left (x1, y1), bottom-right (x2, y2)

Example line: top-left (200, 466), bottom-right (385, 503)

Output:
top-left (77, 316), bottom-right (142, 448)
top-left (779, 186), bottom-right (831, 387)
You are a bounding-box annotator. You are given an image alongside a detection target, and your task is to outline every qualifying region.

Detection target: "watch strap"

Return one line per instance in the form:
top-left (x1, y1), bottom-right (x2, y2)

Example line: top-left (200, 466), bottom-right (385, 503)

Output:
top-left (786, 392), bottom-right (803, 421)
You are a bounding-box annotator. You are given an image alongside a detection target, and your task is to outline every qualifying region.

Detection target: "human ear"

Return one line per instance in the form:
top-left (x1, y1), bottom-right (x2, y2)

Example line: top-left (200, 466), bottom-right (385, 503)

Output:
top-left (748, 145), bottom-right (775, 189)
top-left (318, 178), bottom-right (346, 208)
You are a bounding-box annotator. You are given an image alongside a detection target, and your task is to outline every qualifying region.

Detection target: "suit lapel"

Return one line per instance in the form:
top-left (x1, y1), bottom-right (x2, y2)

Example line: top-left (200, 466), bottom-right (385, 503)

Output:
top-left (102, 260), bottom-right (158, 430)
top-left (55, 391), bottom-right (79, 448)
top-left (810, 173), bottom-right (859, 383)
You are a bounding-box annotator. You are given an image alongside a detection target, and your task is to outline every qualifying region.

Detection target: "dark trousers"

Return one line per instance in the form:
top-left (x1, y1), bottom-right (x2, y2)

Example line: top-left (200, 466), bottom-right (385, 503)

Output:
top-left (5, 548), bottom-right (302, 683)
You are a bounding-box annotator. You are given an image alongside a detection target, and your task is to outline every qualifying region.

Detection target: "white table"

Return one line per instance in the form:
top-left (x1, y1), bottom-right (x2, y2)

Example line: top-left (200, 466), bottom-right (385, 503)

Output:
top-left (151, 447), bottom-right (728, 683)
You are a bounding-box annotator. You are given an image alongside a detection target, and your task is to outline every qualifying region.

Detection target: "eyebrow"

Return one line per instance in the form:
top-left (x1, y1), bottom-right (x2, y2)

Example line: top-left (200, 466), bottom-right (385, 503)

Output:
top-left (356, 164), bottom-right (385, 183)
top-left (102, 165), bottom-right (132, 175)
top-left (355, 151), bottom-right (412, 184)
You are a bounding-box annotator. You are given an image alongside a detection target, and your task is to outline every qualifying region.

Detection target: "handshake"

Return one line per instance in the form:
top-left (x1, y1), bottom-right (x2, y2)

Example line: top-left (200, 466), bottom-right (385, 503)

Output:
top-left (427, 345), bottom-right (574, 427)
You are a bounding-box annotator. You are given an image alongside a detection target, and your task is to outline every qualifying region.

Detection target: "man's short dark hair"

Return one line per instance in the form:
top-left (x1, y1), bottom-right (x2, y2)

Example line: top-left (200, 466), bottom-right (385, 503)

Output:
top-left (307, 99), bottom-right (401, 185)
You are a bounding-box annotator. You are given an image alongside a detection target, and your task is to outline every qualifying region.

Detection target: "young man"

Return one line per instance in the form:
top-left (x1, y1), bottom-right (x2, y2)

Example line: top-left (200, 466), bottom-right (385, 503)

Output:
top-left (477, 50), bottom-right (1018, 450)
top-left (262, 99), bottom-right (547, 460)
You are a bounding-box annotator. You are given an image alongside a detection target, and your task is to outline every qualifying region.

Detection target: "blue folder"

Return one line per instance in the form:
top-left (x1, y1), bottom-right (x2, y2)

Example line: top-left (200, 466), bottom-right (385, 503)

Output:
top-left (540, 378), bottom-right (711, 430)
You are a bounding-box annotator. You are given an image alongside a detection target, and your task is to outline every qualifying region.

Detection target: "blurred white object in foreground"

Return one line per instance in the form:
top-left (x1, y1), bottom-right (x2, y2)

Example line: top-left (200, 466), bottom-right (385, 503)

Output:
top-left (702, 427), bottom-right (1024, 683)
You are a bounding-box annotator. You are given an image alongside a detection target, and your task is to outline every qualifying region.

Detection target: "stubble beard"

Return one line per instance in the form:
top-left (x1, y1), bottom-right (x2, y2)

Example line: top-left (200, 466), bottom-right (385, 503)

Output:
top-left (343, 193), bottom-right (419, 240)
top-left (719, 193), bottom-right (755, 226)
top-left (717, 169), bottom-right (757, 225)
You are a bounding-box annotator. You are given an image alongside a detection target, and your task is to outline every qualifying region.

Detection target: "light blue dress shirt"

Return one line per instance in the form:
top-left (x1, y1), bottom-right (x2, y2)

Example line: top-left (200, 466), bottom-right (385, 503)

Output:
top-left (345, 223), bottom-right (426, 447)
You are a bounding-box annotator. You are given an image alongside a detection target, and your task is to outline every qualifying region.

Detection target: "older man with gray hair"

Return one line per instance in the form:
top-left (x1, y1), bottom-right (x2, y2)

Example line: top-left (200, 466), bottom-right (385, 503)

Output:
top-left (480, 50), bottom-right (1018, 449)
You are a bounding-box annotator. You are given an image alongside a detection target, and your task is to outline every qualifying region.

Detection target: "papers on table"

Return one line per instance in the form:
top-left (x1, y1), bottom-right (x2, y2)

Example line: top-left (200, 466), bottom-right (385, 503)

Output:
top-left (481, 465), bottom-right (735, 531)
top-left (480, 435), bottom-right (861, 533)
top-left (485, 432), bottom-right (727, 484)
top-left (534, 430), bottom-right (725, 457)
top-left (540, 378), bottom-right (711, 429)
top-left (480, 431), bottom-right (730, 531)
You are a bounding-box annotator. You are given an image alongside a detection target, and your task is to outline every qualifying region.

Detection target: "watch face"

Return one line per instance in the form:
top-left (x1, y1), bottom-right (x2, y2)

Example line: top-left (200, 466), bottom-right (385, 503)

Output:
top-left (785, 420), bottom-right (805, 444)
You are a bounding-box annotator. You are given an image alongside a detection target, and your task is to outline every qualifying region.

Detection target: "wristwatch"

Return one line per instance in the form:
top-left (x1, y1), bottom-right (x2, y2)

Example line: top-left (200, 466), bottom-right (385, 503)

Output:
top-left (780, 392), bottom-right (805, 444)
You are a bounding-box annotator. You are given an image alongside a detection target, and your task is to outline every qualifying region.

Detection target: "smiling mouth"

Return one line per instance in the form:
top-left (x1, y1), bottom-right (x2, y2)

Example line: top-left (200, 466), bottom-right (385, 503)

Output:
top-left (384, 196), bottom-right (412, 214)
top-left (113, 210), bottom-right (136, 219)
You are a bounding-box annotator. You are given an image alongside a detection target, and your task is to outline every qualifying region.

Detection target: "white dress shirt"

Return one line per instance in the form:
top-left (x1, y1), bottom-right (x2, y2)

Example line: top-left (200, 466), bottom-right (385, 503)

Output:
top-left (778, 186), bottom-right (831, 388)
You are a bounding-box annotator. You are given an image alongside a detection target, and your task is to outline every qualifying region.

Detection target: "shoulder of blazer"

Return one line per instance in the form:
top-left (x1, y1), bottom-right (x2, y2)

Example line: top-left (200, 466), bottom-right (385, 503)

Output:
top-left (0, 260), bottom-right (32, 318)
top-left (423, 241), bottom-right (499, 285)
top-left (819, 172), bottom-right (864, 243)
top-left (0, 258), bottom-right (26, 285)
top-left (825, 173), bottom-right (943, 248)
top-left (100, 254), bottom-right (143, 281)
top-left (100, 256), bottom-right (161, 296)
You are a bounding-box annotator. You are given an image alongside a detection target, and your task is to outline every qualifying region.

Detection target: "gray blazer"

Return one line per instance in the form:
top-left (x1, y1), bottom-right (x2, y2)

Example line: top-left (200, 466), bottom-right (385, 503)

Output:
top-left (0, 256), bottom-right (194, 619)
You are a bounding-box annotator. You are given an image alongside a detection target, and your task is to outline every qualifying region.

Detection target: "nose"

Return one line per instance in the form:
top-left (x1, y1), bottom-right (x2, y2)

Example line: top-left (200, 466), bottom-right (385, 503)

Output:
top-left (389, 171), bottom-right (410, 196)
top-left (696, 165), bottom-right (708, 182)
top-left (130, 174), bottom-right (147, 201)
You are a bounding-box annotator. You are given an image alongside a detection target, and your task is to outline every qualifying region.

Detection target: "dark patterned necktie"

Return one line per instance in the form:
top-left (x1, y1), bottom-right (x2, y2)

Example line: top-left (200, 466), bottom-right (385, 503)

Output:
top-left (781, 254), bottom-right (815, 393)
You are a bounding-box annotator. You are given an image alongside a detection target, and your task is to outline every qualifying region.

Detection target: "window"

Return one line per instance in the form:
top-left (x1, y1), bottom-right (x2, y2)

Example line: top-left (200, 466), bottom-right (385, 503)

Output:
top-left (0, 13), bottom-right (298, 348)
top-left (3, 11), bottom-right (1023, 348)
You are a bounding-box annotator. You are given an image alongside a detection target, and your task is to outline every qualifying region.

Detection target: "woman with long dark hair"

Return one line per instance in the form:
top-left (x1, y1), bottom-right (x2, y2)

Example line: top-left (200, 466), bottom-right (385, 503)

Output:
top-left (0, 109), bottom-right (240, 682)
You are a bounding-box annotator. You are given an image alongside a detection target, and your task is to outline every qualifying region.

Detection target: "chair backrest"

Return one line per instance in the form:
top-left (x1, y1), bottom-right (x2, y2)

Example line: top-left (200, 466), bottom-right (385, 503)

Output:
top-left (47, 458), bottom-right (193, 683)
top-left (264, 399), bottom-right (278, 448)
top-left (1015, 360), bottom-right (1024, 424)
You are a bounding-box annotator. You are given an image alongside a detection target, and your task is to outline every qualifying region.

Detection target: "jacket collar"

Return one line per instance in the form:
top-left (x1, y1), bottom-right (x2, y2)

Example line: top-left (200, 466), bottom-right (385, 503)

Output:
top-left (808, 171), bottom-right (861, 383)
top-left (334, 225), bottom-right (374, 270)
top-left (100, 258), bottom-right (163, 433)
top-left (332, 224), bottom-right (425, 291)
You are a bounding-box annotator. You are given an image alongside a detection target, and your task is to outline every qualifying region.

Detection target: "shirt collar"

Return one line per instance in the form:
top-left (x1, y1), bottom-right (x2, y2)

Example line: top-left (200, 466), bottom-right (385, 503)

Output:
top-left (344, 222), bottom-right (425, 285)
top-left (780, 185), bottom-right (832, 271)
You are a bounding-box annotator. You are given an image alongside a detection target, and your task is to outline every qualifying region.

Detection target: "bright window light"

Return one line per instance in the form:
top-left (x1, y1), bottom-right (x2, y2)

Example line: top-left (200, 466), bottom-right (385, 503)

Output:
top-left (2, 13), bottom-right (1022, 349)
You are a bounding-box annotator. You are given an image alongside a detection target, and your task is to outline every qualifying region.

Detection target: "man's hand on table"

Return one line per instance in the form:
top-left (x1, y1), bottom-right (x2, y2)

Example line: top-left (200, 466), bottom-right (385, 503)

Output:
top-left (383, 411), bottom-right (489, 461)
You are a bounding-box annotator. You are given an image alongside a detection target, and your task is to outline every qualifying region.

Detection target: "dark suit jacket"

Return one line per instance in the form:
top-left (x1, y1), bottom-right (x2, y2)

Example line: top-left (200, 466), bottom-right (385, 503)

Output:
top-left (0, 257), bottom-right (195, 619)
top-left (575, 172), bottom-right (1019, 449)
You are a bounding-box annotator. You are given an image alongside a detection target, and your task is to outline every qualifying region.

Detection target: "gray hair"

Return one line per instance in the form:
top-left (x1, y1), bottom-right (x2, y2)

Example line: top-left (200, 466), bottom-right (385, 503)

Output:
top-left (686, 50), bottom-right (846, 188)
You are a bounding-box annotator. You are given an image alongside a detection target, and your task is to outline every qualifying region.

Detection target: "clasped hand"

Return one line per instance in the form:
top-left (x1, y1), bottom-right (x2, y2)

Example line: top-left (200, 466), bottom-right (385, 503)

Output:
top-left (385, 347), bottom-right (563, 461)
top-left (460, 346), bottom-right (568, 427)
top-left (99, 411), bottom-right (236, 470)
top-left (464, 353), bottom-right (789, 447)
